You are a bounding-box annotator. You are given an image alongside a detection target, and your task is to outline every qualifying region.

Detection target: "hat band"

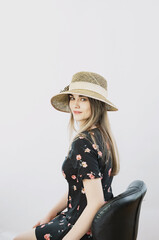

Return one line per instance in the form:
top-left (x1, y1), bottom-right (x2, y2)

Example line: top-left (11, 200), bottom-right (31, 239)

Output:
top-left (69, 82), bottom-right (108, 98)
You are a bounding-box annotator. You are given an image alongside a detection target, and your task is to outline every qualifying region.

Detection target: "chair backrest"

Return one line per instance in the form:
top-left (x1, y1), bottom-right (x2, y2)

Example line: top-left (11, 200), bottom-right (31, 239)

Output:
top-left (91, 180), bottom-right (147, 240)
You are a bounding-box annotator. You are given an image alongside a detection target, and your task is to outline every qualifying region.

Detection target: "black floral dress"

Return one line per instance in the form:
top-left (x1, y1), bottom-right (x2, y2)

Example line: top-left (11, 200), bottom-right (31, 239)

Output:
top-left (35, 128), bottom-right (113, 240)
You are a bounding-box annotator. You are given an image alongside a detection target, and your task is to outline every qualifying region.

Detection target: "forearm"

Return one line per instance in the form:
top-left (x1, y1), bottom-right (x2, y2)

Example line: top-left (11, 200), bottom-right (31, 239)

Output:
top-left (63, 202), bottom-right (104, 240)
top-left (46, 192), bottom-right (68, 220)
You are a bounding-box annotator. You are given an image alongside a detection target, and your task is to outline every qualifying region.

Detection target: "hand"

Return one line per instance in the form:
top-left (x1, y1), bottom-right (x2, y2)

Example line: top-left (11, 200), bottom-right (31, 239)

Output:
top-left (33, 216), bottom-right (51, 228)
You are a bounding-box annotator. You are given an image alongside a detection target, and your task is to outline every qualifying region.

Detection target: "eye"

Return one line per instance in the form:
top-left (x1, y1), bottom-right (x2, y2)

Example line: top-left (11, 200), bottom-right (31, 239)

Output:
top-left (80, 97), bottom-right (87, 101)
top-left (69, 95), bottom-right (74, 101)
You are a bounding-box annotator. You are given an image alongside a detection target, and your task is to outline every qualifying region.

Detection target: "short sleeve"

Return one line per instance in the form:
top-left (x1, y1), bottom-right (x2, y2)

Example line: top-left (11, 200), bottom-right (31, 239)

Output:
top-left (69, 137), bottom-right (102, 180)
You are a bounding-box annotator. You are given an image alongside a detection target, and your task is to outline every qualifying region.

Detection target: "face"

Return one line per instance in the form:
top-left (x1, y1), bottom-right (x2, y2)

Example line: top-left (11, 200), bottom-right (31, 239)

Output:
top-left (69, 94), bottom-right (91, 126)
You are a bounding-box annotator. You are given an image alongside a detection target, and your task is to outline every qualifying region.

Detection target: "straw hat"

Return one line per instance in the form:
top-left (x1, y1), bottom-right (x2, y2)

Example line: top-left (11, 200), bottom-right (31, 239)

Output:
top-left (50, 71), bottom-right (118, 112)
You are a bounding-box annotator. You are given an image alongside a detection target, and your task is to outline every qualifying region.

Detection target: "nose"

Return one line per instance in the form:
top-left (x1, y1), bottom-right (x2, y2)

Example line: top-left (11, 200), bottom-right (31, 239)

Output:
top-left (74, 99), bottom-right (80, 108)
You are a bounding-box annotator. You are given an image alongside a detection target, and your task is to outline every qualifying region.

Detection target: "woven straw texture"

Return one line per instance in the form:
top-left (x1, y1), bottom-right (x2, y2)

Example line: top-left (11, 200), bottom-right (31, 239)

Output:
top-left (72, 72), bottom-right (107, 89)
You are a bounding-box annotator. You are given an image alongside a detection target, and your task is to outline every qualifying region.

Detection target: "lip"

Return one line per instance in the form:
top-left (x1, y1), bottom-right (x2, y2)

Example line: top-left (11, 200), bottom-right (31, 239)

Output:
top-left (73, 111), bottom-right (82, 114)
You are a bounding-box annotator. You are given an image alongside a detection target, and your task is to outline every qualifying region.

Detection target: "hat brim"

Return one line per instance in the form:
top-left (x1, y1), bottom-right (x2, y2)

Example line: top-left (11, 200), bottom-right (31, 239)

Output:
top-left (50, 89), bottom-right (118, 112)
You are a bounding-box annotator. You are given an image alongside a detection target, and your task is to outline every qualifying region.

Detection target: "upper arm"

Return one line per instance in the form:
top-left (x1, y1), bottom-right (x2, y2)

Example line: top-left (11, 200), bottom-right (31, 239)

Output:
top-left (83, 178), bottom-right (105, 206)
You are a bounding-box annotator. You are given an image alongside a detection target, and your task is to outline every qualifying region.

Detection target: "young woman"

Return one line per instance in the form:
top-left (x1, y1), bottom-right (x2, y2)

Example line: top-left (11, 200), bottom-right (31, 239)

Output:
top-left (14, 71), bottom-right (120, 240)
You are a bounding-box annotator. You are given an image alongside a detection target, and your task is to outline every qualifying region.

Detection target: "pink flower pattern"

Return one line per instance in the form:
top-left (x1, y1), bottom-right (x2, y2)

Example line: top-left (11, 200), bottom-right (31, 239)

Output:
top-left (108, 168), bottom-right (112, 177)
top-left (40, 224), bottom-right (45, 228)
top-left (36, 129), bottom-right (113, 240)
top-left (44, 233), bottom-right (52, 240)
top-left (81, 161), bottom-right (88, 168)
top-left (87, 172), bottom-right (95, 179)
top-left (69, 203), bottom-right (72, 208)
top-left (85, 148), bottom-right (91, 153)
top-left (92, 144), bottom-right (98, 150)
top-left (71, 175), bottom-right (76, 180)
top-left (76, 154), bottom-right (82, 160)
top-left (87, 229), bottom-right (92, 236)
top-left (98, 151), bottom-right (102, 157)
top-left (81, 188), bottom-right (85, 194)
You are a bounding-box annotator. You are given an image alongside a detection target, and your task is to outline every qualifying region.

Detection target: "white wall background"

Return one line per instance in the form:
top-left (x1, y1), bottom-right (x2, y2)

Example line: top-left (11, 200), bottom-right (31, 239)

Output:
top-left (0, 0), bottom-right (159, 239)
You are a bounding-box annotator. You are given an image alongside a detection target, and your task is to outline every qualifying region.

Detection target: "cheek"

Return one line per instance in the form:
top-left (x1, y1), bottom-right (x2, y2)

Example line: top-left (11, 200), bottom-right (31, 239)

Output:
top-left (86, 103), bottom-right (91, 116)
top-left (88, 108), bottom-right (91, 116)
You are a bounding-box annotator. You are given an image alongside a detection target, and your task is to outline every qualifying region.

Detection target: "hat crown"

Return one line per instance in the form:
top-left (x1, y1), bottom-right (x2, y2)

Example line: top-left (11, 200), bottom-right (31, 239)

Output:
top-left (71, 71), bottom-right (107, 90)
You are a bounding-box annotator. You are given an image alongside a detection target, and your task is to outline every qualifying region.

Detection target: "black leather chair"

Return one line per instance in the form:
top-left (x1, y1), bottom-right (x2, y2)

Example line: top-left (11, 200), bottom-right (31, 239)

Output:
top-left (91, 180), bottom-right (147, 240)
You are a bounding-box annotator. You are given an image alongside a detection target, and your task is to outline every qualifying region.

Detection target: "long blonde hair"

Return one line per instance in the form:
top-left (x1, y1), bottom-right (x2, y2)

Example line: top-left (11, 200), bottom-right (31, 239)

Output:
top-left (68, 97), bottom-right (120, 176)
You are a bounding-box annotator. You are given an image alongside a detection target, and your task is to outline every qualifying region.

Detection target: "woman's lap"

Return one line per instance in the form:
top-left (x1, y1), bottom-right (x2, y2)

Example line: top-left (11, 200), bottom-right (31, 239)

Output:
top-left (35, 214), bottom-right (71, 240)
top-left (14, 213), bottom-right (93, 240)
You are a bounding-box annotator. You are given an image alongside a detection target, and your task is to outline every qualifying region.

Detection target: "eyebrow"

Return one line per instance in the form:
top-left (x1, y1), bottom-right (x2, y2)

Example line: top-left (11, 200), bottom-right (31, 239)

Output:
top-left (69, 94), bottom-right (87, 97)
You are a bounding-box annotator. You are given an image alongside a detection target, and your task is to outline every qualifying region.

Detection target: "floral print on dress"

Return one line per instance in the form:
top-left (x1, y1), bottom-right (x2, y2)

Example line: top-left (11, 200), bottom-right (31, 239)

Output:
top-left (92, 144), bottom-right (98, 150)
top-left (76, 154), bottom-right (82, 160)
top-left (35, 128), bottom-right (113, 240)
top-left (98, 151), bottom-right (103, 157)
top-left (44, 233), bottom-right (52, 240)
top-left (86, 229), bottom-right (92, 236)
top-left (85, 148), bottom-right (91, 153)
top-left (81, 161), bottom-right (88, 168)
top-left (40, 224), bottom-right (45, 228)
top-left (87, 172), bottom-right (95, 179)
top-left (71, 175), bottom-right (76, 180)
top-left (108, 168), bottom-right (112, 177)
top-left (48, 222), bottom-right (53, 225)
top-left (81, 187), bottom-right (85, 194)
